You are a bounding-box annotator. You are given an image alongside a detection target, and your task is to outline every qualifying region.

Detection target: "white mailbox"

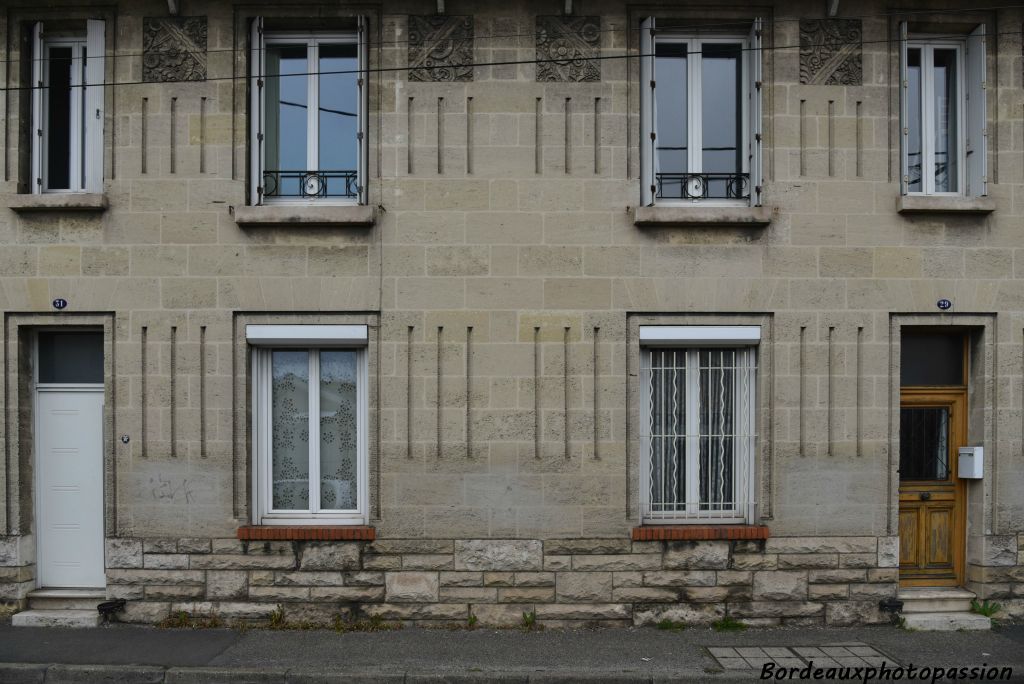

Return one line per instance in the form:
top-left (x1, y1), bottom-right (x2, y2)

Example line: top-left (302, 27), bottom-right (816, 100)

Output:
top-left (958, 446), bottom-right (984, 479)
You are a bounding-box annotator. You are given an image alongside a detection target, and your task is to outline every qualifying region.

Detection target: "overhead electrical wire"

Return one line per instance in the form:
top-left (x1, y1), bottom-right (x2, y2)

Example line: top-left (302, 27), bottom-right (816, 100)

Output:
top-left (5, 1), bottom-right (1023, 65)
top-left (0, 24), bottom-right (1019, 94)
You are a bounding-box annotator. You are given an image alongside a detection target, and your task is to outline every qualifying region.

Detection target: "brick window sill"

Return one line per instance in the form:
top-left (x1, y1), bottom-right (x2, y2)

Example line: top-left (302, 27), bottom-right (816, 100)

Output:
top-left (8, 193), bottom-right (108, 213)
top-left (632, 525), bottom-right (770, 541)
top-left (237, 525), bottom-right (376, 541)
top-left (896, 195), bottom-right (995, 215)
top-left (634, 205), bottom-right (773, 228)
top-left (232, 204), bottom-right (376, 227)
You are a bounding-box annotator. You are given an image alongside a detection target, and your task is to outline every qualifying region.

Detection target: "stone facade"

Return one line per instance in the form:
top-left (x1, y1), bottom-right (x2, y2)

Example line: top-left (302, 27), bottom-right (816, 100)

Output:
top-left (2, 0), bottom-right (1024, 627)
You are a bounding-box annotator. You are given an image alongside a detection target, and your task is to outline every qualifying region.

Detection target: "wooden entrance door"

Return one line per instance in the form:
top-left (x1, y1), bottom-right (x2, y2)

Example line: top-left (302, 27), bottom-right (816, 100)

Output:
top-left (898, 389), bottom-right (966, 587)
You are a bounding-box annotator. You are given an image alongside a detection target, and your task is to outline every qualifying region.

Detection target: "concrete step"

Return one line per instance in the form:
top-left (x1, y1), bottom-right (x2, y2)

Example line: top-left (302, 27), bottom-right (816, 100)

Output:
top-left (11, 609), bottom-right (101, 628)
top-left (901, 611), bottom-right (991, 631)
top-left (898, 587), bottom-right (975, 613)
top-left (27, 588), bottom-right (106, 611)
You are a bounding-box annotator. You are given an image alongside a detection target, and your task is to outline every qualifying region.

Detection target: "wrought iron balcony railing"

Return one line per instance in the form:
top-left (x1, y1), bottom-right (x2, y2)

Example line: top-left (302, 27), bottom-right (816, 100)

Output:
top-left (656, 172), bottom-right (750, 201)
top-left (262, 170), bottom-right (358, 199)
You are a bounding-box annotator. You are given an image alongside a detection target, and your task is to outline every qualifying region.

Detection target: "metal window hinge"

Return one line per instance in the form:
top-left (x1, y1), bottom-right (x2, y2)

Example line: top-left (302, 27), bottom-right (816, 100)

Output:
top-left (257, 132), bottom-right (264, 142)
top-left (755, 133), bottom-right (762, 143)
top-left (36, 128), bottom-right (42, 137)
top-left (755, 29), bottom-right (762, 38)
top-left (650, 131), bottom-right (656, 141)
top-left (257, 78), bottom-right (263, 88)
top-left (755, 80), bottom-right (762, 90)
top-left (650, 80), bottom-right (655, 89)
top-left (357, 131), bottom-right (364, 141)
top-left (650, 184), bottom-right (656, 194)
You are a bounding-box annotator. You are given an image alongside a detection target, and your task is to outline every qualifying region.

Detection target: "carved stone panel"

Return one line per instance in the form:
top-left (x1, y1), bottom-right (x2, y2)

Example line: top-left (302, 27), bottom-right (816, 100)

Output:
top-left (408, 15), bottom-right (474, 82)
top-left (536, 16), bottom-right (600, 82)
top-left (799, 19), bottom-right (862, 86)
top-left (143, 16), bottom-right (208, 82)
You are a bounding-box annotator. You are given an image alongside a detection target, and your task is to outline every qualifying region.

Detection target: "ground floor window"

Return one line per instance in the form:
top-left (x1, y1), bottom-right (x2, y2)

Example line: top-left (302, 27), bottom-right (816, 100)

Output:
top-left (639, 327), bottom-right (757, 523)
top-left (250, 326), bottom-right (368, 524)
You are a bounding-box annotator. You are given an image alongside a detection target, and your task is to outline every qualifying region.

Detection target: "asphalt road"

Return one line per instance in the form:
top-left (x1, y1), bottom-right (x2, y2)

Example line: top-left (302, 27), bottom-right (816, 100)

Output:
top-left (1, 622), bottom-right (1024, 678)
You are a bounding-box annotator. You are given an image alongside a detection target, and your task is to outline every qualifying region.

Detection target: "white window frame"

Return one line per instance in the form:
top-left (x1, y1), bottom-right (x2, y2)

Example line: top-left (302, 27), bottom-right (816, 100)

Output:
top-left (250, 325), bottom-right (369, 525)
top-left (249, 19), bottom-right (368, 206)
top-left (900, 23), bottom-right (986, 197)
top-left (638, 326), bottom-right (758, 525)
top-left (640, 17), bottom-right (762, 208)
top-left (31, 20), bottom-right (104, 194)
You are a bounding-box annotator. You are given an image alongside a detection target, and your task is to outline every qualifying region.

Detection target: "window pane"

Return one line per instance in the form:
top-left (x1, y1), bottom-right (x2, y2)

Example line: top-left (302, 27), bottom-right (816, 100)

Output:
top-left (900, 407), bottom-right (949, 480)
top-left (906, 48), bottom-right (923, 192)
top-left (319, 350), bottom-right (358, 510)
top-left (654, 42), bottom-right (687, 199)
top-left (318, 43), bottom-right (359, 198)
top-left (933, 48), bottom-right (958, 193)
top-left (698, 349), bottom-right (735, 510)
top-left (271, 350), bottom-right (310, 510)
top-left (265, 45), bottom-right (308, 198)
top-left (701, 43), bottom-right (743, 198)
top-left (47, 46), bottom-right (73, 190)
top-left (38, 331), bottom-right (103, 383)
top-left (647, 349), bottom-right (686, 512)
top-left (900, 333), bottom-right (964, 386)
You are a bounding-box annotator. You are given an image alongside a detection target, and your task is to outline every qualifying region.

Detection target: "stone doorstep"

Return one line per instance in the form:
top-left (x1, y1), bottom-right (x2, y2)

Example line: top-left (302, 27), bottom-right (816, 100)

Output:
top-left (11, 609), bottom-right (101, 628)
top-left (27, 588), bottom-right (107, 611)
top-left (898, 587), bottom-right (976, 614)
top-left (900, 612), bottom-right (991, 631)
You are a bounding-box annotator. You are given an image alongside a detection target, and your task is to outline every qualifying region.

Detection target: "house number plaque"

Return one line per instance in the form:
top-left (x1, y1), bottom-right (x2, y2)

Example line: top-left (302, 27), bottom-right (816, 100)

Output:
top-left (937, 299), bottom-right (952, 310)
top-left (52, 298), bottom-right (68, 310)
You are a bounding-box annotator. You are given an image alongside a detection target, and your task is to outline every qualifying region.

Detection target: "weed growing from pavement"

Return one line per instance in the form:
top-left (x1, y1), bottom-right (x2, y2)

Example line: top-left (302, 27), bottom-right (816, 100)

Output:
top-left (971, 599), bottom-right (1001, 617)
top-left (521, 610), bottom-right (539, 631)
top-left (655, 618), bottom-right (686, 632)
top-left (468, 614), bottom-right (479, 629)
top-left (711, 616), bottom-right (746, 632)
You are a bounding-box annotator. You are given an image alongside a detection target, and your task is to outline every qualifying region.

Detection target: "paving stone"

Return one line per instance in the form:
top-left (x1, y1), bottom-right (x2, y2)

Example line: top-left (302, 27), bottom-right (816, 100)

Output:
top-left (707, 647), bottom-right (738, 658)
top-left (717, 658), bottom-right (749, 670)
top-left (762, 647), bottom-right (795, 658)
top-left (736, 647), bottom-right (766, 658)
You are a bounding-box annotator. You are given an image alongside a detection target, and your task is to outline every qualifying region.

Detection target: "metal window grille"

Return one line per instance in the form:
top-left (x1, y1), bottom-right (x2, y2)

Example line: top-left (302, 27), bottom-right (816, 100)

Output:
top-left (640, 347), bottom-right (756, 523)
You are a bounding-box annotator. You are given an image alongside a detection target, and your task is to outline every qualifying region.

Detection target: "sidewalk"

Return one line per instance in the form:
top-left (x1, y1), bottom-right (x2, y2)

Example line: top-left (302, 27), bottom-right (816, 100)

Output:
top-left (1, 622), bottom-right (1023, 682)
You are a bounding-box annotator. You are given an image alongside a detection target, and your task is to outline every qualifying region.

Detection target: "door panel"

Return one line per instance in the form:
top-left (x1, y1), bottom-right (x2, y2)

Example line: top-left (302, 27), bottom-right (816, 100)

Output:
top-left (898, 391), bottom-right (965, 587)
top-left (37, 390), bottom-right (105, 588)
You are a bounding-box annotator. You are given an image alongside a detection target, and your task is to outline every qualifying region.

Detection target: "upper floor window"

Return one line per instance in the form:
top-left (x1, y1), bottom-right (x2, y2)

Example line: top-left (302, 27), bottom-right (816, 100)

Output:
top-left (249, 19), bottom-right (368, 206)
top-left (640, 18), bottom-right (762, 207)
top-left (900, 24), bottom-right (986, 197)
top-left (30, 20), bottom-right (105, 193)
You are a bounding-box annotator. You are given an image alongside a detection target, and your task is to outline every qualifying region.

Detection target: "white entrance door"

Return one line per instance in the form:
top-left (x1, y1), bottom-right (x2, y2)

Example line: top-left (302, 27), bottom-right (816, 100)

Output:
top-left (36, 389), bottom-right (105, 588)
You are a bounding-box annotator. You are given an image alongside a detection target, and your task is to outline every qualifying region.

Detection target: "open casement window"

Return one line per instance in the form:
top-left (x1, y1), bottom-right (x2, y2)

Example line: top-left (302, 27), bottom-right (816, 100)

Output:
top-left (30, 20), bottom-right (105, 193)
top-left (899, 22), bottom-right (986, 197)
top-left (640, 17), bottom-right (762, 207)
top-left (639, 326), bottom-right (759, 524)
top-left (249, 325), bottom-right (369, 525)
top-left (249, 17), bottom-right (368, 205)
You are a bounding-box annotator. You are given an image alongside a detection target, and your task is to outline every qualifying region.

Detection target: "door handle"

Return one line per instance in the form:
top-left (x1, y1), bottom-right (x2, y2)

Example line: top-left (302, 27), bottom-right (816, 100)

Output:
top-left (919, 492), bottom-right (931, 501)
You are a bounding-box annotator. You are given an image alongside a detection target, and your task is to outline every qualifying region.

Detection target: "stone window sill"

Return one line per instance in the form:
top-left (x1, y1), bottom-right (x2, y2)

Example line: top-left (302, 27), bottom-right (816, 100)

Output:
top-left (897, 195), bottom-right (995, 215)
top-left (237, 525), bottom-right (376, 541)
top-left (232, 204), bottom-right (376, 227)
top-left (634, 205), bottom-right (773, 228)
top-left (8, 193), bottom-right (108, 213)
top-left (631, 525), bottom-right (770, 541)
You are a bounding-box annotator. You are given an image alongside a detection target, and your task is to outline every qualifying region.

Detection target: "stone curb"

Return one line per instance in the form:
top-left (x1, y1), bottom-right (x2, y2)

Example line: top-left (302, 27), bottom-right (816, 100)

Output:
top-left (0, 663), bottom-right (759, 683)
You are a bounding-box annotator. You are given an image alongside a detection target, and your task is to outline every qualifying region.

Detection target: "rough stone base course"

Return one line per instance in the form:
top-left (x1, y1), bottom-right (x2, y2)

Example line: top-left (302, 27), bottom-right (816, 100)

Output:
top-left (92, 536), bottom-right (911, 626)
